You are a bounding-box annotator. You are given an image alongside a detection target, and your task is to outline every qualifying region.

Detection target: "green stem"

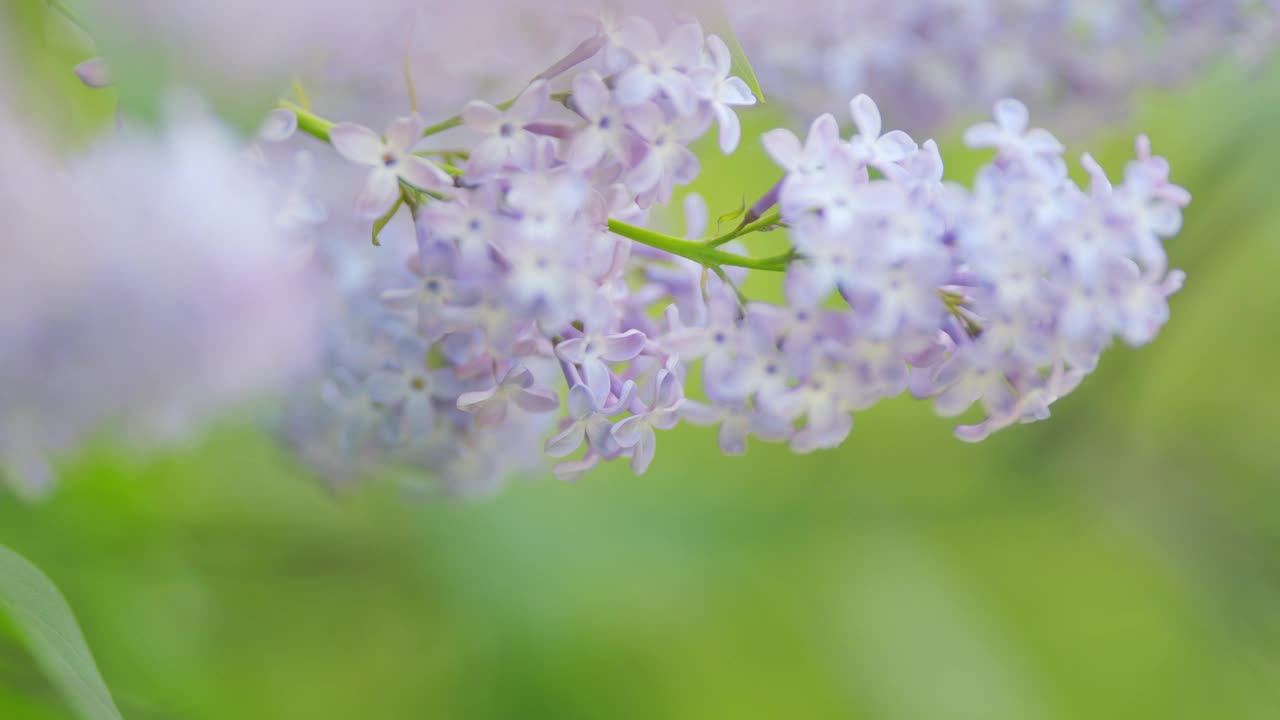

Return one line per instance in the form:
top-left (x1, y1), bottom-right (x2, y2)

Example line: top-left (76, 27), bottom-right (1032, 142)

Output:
top-left (707, 207), bottom-right (783, 247)
top-left (279, 100), bottom-right (333, 142)
top-left (607, 219), bottom-right (793, 272)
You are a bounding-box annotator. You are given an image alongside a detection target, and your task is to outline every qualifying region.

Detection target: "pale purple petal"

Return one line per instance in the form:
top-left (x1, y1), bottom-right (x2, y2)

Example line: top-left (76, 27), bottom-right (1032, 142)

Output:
top-left (554, 337), bottom-right (588, 364)
top-left (330, 122), bottom-right (385, 165)
top-left (546, 424), bottom-right (586, 457)
top-left (467, 137), bottom-right (509, 177)
top-left (259, 109), bottom-right (297, 142)
top-left (667, 23), bottom-right (704, 67)
top-left (355, 169), bottom-right (400, 218)
top-left (714, 103), bottom-right (742, 154)
top-left (510, 80), bottom-right (550, 121)
top-left (761, 128), bottom-right (803, 170)
top-left (718, 421), bottom-right (748, 456)
top-left (706, 34), bottom-right (732, 76)
top-left (582, 357), bottom-right (612, 406)
top-left (629, 428), bottom-right (656, 474)
top-left (993, 99), bottom-right (1029, 133)
top-left (611, 415), bottom-right (647, 448)
top-left (513, 387), bottom-right (560, 413)
top-left (963, 122), bottom-right (1003, 148)
top-left (615, 66), bottom-right (658, 105)
top-left (874, 130), bottom-right (917, 162)
top-left (849, 94), bottom-right (882, 139)
top-left (572, 72), bottom-right (611, 118)
top-left (462, 101), bottom-right (502, 133)
top-left (365, 370), bottom-right (407, 405)
top-left (566, 383), bottom-right (596, 419)
top-left (402, 393), bottom-right (436, 436)
top-left (398, 155), bottom-right (451, 191)
top-left (384, 115), bottom-right (425, 153)
top-left (719, 77), bottom-right (756, 106)
top-left (601, 330), bottom-right (646, 362)
top-left (457, 386), bottom-right (500, 414)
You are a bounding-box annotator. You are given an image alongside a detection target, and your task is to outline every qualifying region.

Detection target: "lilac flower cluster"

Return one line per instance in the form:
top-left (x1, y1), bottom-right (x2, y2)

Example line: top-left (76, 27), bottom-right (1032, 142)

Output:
top-left (273, 14), bottom-right (762, 492)
top-left (0, 92), bottom-right (321, 498)
top-left (264, 12), bottom-right (1187, 494)
top-left (730, 0), bottom-right (1278, 136)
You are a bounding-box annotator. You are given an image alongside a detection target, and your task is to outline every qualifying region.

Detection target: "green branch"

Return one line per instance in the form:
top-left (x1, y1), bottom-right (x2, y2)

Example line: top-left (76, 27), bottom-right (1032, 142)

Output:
top-left (707, 207), bottom-right (783, 247)
top-left (607, 219), bottom-right (793, 272)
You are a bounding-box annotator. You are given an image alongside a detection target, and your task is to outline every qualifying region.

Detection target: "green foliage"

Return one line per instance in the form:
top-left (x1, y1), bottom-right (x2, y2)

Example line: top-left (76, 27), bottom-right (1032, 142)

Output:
top-left (0, 546), bottom-right (122, 720)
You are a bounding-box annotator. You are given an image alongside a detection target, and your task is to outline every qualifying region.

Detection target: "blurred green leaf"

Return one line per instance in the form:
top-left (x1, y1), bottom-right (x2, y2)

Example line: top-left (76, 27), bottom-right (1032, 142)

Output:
top-left (0, 545), bottom-right (122, 720)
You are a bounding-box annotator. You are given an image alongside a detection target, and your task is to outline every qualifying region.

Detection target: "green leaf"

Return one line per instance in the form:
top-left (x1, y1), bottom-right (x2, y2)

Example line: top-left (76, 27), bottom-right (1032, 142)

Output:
top-left (706, 3), bottom-right (765, 104)
top-left (372, 195), bottom-right (405, 246)
top-left (0, 545), bottom-right (123, 720)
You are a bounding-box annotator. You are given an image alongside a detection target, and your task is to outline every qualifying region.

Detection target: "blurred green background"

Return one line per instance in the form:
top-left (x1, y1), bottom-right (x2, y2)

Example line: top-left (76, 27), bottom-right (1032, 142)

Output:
top-left (4, 5), bottom-right (1280, 719)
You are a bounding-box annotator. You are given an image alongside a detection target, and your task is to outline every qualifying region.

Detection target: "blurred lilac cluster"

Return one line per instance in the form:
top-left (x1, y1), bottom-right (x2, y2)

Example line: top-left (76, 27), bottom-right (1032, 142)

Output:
top-left (0, 92), bottom-right (321, 497)
top-left (730, 0), bottom-right (1278, 135)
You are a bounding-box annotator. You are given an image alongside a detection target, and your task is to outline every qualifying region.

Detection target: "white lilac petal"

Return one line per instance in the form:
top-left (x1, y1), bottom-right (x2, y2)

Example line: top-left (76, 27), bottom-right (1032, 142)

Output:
top-left (330, 122), bottom-right (385, 165)
top-left (462, 101), bottom-right (503, 133)
top-left (259, 109), bottom-right (298, 142)
top-left (355, 168), bottom-right (401, 218)
top-left (399, 155), bottom-right (452, 191)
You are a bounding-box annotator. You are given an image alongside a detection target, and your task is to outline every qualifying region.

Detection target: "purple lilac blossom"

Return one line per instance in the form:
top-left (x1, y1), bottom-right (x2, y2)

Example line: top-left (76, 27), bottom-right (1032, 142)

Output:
top-left (263, 10), bottom-right (1187, 495)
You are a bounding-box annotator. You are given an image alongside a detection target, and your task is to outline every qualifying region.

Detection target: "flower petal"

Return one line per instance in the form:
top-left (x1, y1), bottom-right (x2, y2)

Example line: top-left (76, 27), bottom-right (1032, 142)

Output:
top-left (355, 169), bottom-right (400, 218)
top-left (600, 330), bottom-right (647, 362)
top-left (462, 101), bottom-right (502, 133)
top-left (849, 94), bottom-right (882, 140)
top-left (399, 155), bottom-right (452, 191)
top-left (513, 387), bottom-right (560, 413)
top-left (385, 115), bottom-right (425, 152)
top-left (259, 109), bottom-right (297, 142)
top-left (331, 122), bottom-right (385, 165)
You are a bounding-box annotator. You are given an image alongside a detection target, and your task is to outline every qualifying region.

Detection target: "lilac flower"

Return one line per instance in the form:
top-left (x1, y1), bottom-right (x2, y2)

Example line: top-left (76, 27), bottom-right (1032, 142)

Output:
top-left (457, 365), bottom-right (560, 425)
top-left (554, 323), bottom-right (647, 406)
top-left (544, 382), bottom-right (634, 458)
top-left (963, 99), bottom-right (1065, 169)
top-left (463, 80), bottom-right (549, 178)
top-left (331, 115), bottom-right (452, 217)
top-left (690, 35), bottom-right (758, 153)
top-left (610, 367), bottom-right (683, 474)
top-left (566, 71), bottom-right (636, 169)
top-left (680, 400), bottom-right (792, 456)
top-left (625, 104), bottom-right (707, 207)
top-left (846, 94), bottom-right (916, 171)
top-left (363, 339), bottom-right (456, 439)
top-left (613, 18), bottom-right (703, 114)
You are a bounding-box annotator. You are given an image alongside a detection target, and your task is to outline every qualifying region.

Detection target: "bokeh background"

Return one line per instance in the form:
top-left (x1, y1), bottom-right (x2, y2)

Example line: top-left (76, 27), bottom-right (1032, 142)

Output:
top-left (3, 4), bottom-right (1280, 719)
